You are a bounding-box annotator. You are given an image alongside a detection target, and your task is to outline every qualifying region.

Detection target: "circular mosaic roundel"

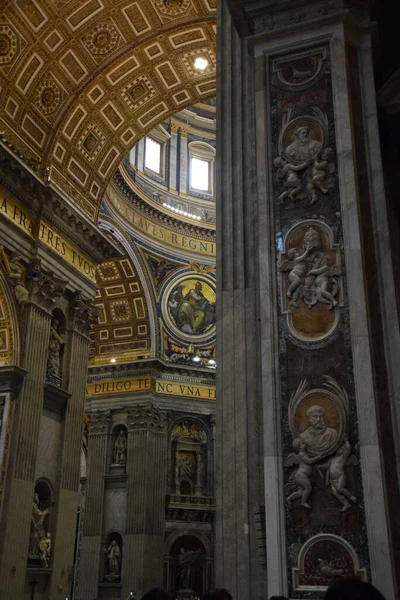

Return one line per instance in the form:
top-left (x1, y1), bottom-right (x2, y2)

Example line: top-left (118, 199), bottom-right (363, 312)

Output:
top-left (166, 276), bottom-right (216, 338)
top-left (0, 25), bottom-right (18, 65)
top-left (85, 23), bottom-right (119, 56)
top-left (156, 0), bottom-right (191, 16)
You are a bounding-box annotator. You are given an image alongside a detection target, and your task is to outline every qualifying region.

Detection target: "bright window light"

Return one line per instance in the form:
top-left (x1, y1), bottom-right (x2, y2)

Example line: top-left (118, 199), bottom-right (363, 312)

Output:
top-left (191, 157), bottom-right (209, 191)
top-left (145, 137), bottom-right (161, 173)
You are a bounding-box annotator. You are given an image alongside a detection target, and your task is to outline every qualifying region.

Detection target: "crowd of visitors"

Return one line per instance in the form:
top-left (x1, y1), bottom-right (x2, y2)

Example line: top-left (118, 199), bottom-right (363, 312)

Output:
top-left (135, 579), bottom-right (386, 600)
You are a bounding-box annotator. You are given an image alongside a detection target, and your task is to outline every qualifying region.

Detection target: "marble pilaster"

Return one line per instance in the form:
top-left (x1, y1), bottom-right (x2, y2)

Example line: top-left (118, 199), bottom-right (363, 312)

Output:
top-left (215, 3), bottom-right (266, 600)
top-left (49, 305), bottom-right (94, 600)
top-left (123, 403), bottom-right (168, 599)
top-left (0, 297), bottom-right (54, 597)
top-left (75, 410), bottom-right (110, 600)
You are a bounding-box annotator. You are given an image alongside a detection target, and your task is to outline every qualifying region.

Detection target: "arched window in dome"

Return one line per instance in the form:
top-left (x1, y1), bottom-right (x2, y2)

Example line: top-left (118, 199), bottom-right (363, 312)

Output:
top-left (188, 141), bottom-right (215, 196)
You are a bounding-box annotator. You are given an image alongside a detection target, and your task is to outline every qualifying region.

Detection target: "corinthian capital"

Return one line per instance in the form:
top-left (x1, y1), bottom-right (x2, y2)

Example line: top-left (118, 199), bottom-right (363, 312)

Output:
top-left (89, 410), bottom-right (111, 435)
top-left (28, 259), bottom-right (67, 311)
top-left (71, 291), bottom-right (99, 336)
top-left (127, 403), bottom-right (169, 433)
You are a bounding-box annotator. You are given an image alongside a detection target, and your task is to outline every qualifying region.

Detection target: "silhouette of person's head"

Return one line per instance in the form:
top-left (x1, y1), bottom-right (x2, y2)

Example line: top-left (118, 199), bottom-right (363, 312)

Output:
top-left (202, 589), bottom-right (233, 600)
top-left (325, 579), bottom-right (386, 600)
top-left (141, 589), bottom-right (173, 600)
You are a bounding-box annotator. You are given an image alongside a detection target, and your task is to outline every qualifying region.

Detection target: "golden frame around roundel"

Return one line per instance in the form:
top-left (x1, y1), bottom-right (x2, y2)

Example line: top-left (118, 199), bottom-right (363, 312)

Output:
top-left (162, 273), bottom-right (216, 343)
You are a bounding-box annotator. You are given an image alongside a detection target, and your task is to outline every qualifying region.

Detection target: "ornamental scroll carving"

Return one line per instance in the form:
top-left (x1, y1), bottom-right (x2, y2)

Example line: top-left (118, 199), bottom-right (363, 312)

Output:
top-left (127, 403), bottom-right (169, 432)
top-left (89, 411), bottom-right (111, 435)
top-left (279, 221), bottom-right (342, 341)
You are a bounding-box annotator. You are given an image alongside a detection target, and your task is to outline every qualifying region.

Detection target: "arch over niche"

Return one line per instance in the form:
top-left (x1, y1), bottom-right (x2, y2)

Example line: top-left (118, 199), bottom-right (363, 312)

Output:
top-left (0, 270), bottom-right (20, 367)
top-left (164, 532), bottom-right (212, 597)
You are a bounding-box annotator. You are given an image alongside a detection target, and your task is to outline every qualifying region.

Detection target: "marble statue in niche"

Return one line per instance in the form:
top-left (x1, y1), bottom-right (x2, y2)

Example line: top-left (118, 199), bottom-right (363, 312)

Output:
top-left (285, 377), bottom-right (357, 512)
top-left (0, 246), bottom-right (29, 307)
top-left (176, 547), bottom-right (202, 590)
top-left (167, 279), bottom-right (216, 335)
top-left (274, 108), bottom-right (335, 204)
top-left (113, 430), bottom-right (127, 465)
top-left (29, 493), bottom-right (50, 563)
top-left (279, 222), bottom-right (342, 341)
top-left (104, 539), bottom-right (121, 581)
top-left (46, 318), bottom-right (64, 384)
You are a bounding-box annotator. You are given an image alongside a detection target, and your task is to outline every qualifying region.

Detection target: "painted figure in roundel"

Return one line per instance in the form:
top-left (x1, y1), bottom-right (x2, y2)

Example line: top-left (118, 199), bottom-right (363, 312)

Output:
top-left (168, 280), bottom-right (216, 335)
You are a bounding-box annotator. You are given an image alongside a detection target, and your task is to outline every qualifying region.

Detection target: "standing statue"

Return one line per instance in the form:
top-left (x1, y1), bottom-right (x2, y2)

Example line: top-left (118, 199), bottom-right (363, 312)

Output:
top-left (29, 493), bottom-right (49, 558)
top-left (0, 247), bottom-right (29, 307)
top-left (104, 539), bottom-right (121, 581)
top-left (176, 547), bottom-right (202, 590)
top-left (47, 318), bottom-right (64, 380)
top-left (113, 430), bottom-right (127, 465)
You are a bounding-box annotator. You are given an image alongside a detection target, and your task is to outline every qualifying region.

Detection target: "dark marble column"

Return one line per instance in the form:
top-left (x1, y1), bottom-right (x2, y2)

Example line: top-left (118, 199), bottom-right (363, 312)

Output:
top-left (122, 403), bottom-right (169, 600)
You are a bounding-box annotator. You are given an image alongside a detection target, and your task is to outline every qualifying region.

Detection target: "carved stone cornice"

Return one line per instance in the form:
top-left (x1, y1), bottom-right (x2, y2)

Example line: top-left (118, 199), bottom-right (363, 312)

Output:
top-left (27, 259), bottom-right (67, 313)
top-left (166, 494), bottom-right (215, 522)
top-left (126, 402), bottom-right (169, 433)
top-left (70, 291), bottom-right (99, 337)
top-left (0, 145), bottom-right (121, 264)
top-left (88, 358), bottom-right (216, 386)
top-left (0, 365), bottom-right (28, 397)
top-left (88, 410), bottom-right (111, 435)
top-left (113, 168), bottom-right (216, 241)
top-left (226, 0), bottom-right (372, 38)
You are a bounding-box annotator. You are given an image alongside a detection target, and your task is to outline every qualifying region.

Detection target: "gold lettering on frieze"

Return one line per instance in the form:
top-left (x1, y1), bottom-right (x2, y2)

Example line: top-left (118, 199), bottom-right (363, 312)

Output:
top-left (0, 191), bottom-right (97, 282)
top-left (86, 376), bottom-right (215, 400)
top-left (0, 192), bottom-right (35, 237)
top-left (38, 222), bottom-right (96, 282)
top-left (108, 191), bottom-right (216, 258)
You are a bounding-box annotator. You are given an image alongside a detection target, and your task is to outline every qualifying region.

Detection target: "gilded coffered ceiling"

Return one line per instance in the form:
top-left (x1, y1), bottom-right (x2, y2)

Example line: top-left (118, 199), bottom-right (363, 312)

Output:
top-left (0, 0), bottom-right (216, 220)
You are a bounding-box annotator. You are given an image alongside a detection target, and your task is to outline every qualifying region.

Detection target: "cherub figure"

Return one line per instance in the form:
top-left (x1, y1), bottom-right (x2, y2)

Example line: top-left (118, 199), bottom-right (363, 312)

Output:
top-left (326, 434), bottom-right (357, 512)
top-left (307, 148), bottom-right (335, 204)
top-left (285, 438), bottom-right (321, 509)
top-left (274, 156), bottom-right (307, 201)
top-left (304, 253), bottom-right (340, 310)
top-left (280, 247), bottom-right (310, 306)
